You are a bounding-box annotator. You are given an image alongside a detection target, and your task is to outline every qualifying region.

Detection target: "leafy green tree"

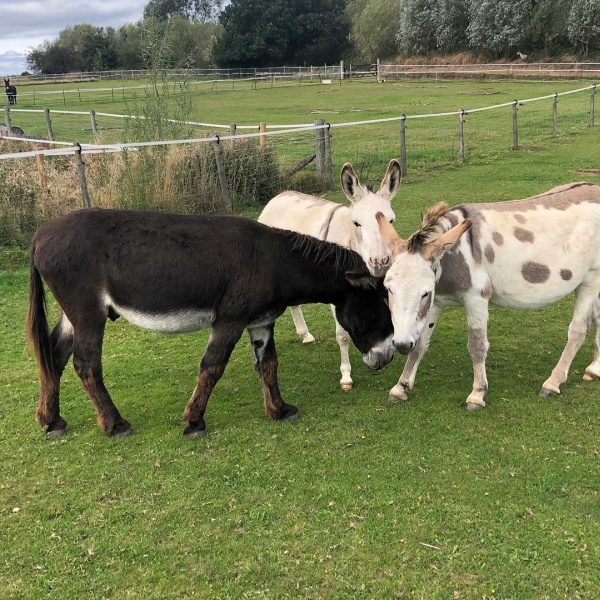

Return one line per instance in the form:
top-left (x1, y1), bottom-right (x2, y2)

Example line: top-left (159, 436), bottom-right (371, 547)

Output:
top-left (144, 0), bottom-right (223, 22)
top-left (528, 0), bottom-right (573, 55)
top-left (212, 0), bottom-right (350, 67)
top-left (349, 0), bottom-right (402, 61)
top-left (435, 0), bottom-right (468, 53)
top-left (467, 0), bottom-right (531, 58)
top-left (568, 0), bottom-right (600, 55)
top-left (397, 0), bottom-right (437, 55)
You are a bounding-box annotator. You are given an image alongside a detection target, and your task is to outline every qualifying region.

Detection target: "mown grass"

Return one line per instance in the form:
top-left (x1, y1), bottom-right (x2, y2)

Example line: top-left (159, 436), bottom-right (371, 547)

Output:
top-left (3, 78), bottom-right (596, 145)
top-left (1, 117), bottom-right (600, 598)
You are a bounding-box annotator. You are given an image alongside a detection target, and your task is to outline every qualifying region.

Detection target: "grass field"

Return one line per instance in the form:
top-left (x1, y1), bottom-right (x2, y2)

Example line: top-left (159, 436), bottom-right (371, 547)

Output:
top-left (3, 78), bottom-right (596, 146)
top-left (2, 84), bottom-right (600, 598)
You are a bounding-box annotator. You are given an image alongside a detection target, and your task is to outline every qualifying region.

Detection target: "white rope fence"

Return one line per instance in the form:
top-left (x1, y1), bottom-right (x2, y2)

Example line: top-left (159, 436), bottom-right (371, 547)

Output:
top-left (1, 84), bottom-right (596, 161)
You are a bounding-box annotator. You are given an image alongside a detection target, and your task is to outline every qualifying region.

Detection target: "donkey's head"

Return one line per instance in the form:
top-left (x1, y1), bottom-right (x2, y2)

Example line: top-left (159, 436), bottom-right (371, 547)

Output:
top-left (376, 204), bottom-right (472, 354)
top-left (335, 266), bottom-right (395, 370)
top-left (341, 159), bottom-right (401, 277)
top-left (4, 78), bottom-right (9, 89)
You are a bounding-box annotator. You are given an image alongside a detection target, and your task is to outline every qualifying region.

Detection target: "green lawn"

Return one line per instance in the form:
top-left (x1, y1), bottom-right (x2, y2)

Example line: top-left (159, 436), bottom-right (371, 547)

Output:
top-left (1, 110), bottom-right (600, 598)
top-left (3, 78), bottom-right (596, 146)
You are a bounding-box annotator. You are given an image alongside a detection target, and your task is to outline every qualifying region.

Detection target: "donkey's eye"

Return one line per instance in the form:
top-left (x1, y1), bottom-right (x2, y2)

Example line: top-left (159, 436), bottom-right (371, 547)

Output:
top-left (353, 221), bottom-right (361, 228)
top-left (390, 219), bottom-right (395, 224)
top-left (421, 292), bottom-right (430, 299)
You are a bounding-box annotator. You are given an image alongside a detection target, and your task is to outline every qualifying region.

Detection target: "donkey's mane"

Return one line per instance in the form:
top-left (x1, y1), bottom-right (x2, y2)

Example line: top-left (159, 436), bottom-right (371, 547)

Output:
top-left (407, 202), bottom-right (449, 253)
top-left (282, 230), bottom-right (363, 275)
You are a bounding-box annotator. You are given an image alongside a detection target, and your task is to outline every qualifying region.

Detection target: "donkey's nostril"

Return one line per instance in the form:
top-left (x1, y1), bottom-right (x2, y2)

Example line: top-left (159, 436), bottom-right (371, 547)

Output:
top-left (369, 257), bottom-right (376, 266)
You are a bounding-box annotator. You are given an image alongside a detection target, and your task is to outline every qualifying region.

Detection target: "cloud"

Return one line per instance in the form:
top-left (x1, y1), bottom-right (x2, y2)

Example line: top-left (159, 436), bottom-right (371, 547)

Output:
top-left (0, 51), bottom-right (28, 77)
top-left (0, 1), bottom-right (147, 54)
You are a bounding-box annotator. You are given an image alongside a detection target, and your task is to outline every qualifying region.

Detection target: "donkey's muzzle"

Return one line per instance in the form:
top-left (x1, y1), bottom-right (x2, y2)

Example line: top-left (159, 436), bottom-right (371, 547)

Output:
top-left (362, 337), bottom-right (395, 370)
top-left (368, 256), bottom-right (391, 278)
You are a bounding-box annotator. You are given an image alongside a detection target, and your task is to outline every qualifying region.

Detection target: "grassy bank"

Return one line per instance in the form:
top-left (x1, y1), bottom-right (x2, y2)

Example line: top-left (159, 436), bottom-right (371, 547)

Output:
top-left (1, 124), bottom-right (600, 598)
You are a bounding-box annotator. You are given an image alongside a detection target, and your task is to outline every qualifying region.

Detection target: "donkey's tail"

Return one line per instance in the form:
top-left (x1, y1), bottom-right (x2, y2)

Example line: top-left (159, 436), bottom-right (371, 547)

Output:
top-left (27, 245), bottom-right (54, 389)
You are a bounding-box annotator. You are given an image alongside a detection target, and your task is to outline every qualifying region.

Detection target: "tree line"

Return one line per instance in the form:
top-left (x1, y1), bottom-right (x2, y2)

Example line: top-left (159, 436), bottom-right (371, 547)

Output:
top-left (26, 0), bottom-right (600, 74)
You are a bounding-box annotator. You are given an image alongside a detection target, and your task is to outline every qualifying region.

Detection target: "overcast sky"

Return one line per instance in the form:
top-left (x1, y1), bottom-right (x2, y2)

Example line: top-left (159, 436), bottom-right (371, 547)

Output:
top-left (0, 0), bottom-right (148, 75)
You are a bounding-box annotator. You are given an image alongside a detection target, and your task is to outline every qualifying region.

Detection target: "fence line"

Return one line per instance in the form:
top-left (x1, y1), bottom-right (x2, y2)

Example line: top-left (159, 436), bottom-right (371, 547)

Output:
top-left (1, 82), bottom-right (597, 249)
top-left (2, 84), bottom-right (596, 150)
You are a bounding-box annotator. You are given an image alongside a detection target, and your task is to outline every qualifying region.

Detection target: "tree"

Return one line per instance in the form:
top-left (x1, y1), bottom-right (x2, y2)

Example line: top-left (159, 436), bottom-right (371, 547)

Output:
top-left (435, 0), bottom-right (468, 54)
top-left (568, 0), bottom-right (600, 55)
top-left (212, 0), bottom-right (350, 67)
top-left (397, 0), bottom-right (437, 55)
top-left (349, 0), bottom-right (402, 61)
top-left (144, 0), bottom-right (223, 22)
top-left (467, 0), bottom-right (532, 58)
top-left (529, 0), bottom-right (573, 55)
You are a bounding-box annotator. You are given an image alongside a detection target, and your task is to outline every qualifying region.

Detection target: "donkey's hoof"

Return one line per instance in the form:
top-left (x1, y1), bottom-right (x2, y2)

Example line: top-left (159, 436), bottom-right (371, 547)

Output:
top-left (466, 402), bottom-right (484, 411)
top-left (111, 428), bottom-right (134, 438)
top-left (184, 420), bottom-right (207, 438)
top-left (539, 388), bottom-right (558, 398)
top-left (46, 417), bottom-right (68, 437)
top-left (302, 334), bottom-right (316, 344)
top-left (279, 404), bottom-right (299, 421)
top-left (46, 427), bottom-right (67, 438)
top-left (583, 371), bottom-right (600, 381)
top-left (389, 394), bottom-right (407, 403)
top-left (341, 383), bottom-right (353, 391)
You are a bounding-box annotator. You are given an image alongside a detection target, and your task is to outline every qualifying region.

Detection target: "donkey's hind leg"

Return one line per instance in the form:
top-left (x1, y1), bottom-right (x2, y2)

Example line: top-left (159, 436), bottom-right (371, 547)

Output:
top-left (72, 321), bottom-right (132, 437)
top-left (290, 306), bottom-right (315, 344)
top-left (183, 322), bottom-right (244, 437)
top-left (249, 322), bottom-right (298, 421)
top-left (583, 296), bottom-right (600, 381)
top-left (541, 281), bottom-right (599, 397)
top-left (37, 313), bottom-right (74, 437)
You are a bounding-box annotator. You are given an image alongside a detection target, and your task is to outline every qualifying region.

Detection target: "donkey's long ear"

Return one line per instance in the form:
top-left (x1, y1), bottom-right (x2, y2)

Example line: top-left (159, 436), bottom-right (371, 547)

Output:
top-left (422, 219), bottom-right (473, 261)
top-left (376, 211), bottom-right (405, 257)
top-left (377, 159), bottom-right (401, 201)
top-left (340, 163), bottom-right (366, 204)
top-left (345, 266), bottom-right (378, 289)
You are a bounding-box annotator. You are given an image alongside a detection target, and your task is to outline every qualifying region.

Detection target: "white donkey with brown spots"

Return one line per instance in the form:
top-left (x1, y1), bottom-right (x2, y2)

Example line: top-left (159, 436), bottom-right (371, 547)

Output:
top-left (376, 182), bottom-right (600, 409)
top-left (259, 160), bottom-right (401, 389)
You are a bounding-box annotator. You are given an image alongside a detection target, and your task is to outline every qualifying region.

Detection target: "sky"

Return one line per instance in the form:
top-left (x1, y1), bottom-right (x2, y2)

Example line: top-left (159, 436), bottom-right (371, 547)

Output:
top-left (0, 0), bottom-right (148, 75)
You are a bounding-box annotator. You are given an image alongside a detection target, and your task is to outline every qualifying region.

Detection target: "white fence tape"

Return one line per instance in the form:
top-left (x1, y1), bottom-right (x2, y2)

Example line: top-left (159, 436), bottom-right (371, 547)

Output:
top-left (1, 84), bottom-right (596, 161)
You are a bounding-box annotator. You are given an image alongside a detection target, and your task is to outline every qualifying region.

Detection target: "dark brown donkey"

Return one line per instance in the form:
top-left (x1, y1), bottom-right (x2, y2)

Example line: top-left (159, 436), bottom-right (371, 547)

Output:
top-left (28, 209), bottom-right (394, 439)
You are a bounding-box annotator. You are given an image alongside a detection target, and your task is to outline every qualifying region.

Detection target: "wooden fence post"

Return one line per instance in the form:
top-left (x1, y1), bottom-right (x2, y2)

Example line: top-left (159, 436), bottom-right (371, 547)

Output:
top-left (4, 105), bottom-right (12, 135)
top-left (591, 85), bottom-right (596, 127)
top-left (553, 93), bottom-right (558, 138)
top-left (230, 122), bottom-right (237, 136)
top-left (44, 108), bottom-right (54, 140)
top-left (259, 122), bottom-right (267, 148)
top-left (90, 110), bottom-right (99, 143)
top-left (74, 144), bottom-right (91, 209)
top-left (314, 119), bottom-right (325, 178)
top-left (458, 110), bottom-right (465, 163)
top-left (399, 115), bottom-right (407, 176)
top-left (323, 123), bottom-right (335, 191)
top-left (212, 134), bottom-right (232, 214)
top-left (512, 101), bottom-right (519, 151)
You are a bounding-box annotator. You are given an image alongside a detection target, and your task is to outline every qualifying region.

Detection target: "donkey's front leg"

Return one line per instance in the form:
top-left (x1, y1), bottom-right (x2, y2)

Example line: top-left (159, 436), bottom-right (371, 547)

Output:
top-left (183, 322), bottom-right (244, 437)
top-left (389, 303), bottom-right (443, 402)
top-left (248, 323), bottom-right (298, 421)
top-left (541, 282), bottom-right (598, 397)
top-left (331, 305), bottom-right (353, 390)
top-left (464, 296), bottom-right (490, 410)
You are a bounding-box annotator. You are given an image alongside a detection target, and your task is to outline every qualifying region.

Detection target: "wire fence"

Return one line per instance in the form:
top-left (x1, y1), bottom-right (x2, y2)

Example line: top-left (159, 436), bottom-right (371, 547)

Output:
top-left (6, 62), bottom-right (600, 86)
top-left (0, 84), bottom-right (597, 249)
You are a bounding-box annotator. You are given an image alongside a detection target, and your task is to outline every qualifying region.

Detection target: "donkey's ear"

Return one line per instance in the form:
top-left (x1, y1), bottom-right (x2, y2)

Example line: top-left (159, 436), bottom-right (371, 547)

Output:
top-left (340, 163), bottom-right (366, 204)
top-left (377, 159), bottom-right (401, 201)
top-left (345, 266), bottom-right (378, 289)
top-left (376, 211), bottom-right (404, 257)
top-left (422, 219), bottom-right (473, 261)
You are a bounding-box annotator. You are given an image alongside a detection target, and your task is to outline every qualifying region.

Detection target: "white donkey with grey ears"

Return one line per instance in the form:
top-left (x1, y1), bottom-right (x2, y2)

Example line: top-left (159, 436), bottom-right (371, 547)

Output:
top-left (259, 160), bottom-right (401, 389)
top-left (376, 182), bottom-right (600, 409)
